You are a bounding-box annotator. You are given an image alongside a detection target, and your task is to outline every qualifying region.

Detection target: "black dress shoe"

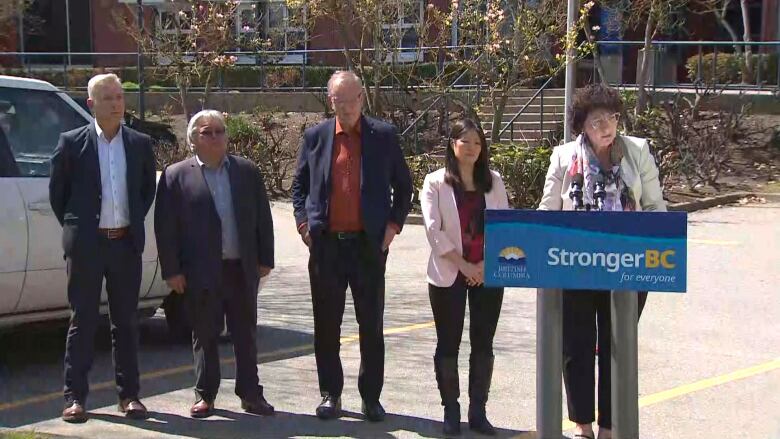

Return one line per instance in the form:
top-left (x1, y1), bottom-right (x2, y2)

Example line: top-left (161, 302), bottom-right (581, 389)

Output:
top-left (315, 395), bottom-right (341, 420)
top-left (242, 395), bottom-right (275, 416)
top-left (361, 400), bottom-right (386, 422)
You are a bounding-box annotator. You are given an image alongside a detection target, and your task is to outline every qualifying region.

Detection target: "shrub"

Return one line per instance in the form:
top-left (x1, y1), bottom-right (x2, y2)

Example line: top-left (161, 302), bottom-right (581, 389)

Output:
top-left (685, 52), bottom-right (778, 85)
top-left (489, 142), bottom-right (553, 208)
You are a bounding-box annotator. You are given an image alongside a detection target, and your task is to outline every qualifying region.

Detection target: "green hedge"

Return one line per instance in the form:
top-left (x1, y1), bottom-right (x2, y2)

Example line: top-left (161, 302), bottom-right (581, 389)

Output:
top-left (685, 52), bottom-right (779, 85)
top-left (0, 63), bottom-right (451, 89)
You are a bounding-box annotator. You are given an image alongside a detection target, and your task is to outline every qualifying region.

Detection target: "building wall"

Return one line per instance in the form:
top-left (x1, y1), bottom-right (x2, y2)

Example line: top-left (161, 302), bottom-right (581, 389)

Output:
top-left (91, 0), bottom-right (155, 67)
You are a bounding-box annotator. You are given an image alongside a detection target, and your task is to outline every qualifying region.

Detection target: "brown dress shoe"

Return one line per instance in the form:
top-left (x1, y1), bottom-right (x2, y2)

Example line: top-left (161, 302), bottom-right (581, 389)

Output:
top-left (241, 395), bottom-right (275, 416)
top-left (190, 399), bottom-right (215, 418)
top-left (118, 398), bottom-right (149, 420)
top-left (62, 401), bottom-right (87, 423)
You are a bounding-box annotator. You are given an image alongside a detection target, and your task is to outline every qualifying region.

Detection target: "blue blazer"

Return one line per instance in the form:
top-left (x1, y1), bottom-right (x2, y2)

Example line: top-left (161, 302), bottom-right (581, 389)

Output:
top-left (292, 116), bottom-right (413, 242)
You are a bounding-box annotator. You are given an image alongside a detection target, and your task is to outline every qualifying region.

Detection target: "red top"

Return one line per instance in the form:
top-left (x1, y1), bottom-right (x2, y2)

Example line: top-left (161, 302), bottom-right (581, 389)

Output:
top-left (456, 190), bottom-right (485, 263)
top-left (328, 119), bottom-right (363, 232)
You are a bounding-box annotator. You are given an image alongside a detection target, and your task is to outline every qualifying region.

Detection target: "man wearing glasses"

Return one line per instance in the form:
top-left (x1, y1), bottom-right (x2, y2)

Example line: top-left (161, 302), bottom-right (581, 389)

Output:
top-left (155, 110), bottom-right (276, 418)
top-left (292, 71), bottom-right (413, 421)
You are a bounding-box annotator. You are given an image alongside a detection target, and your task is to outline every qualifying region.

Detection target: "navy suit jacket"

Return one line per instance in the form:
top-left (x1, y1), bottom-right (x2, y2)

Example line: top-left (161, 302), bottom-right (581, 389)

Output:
top-left (49, 123), bottom-right (156, 257)
top-left (291, 116), bottom-right (413, 242)
top-left (154, 155), bottom-right (274, 294)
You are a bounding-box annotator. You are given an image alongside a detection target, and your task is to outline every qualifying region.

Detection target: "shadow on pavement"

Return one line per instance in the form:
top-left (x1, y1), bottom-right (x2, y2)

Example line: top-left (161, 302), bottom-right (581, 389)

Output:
top-left (87, 409), bottom-right (531, 438)
top-left (0, 317), bottom-right (313, 428)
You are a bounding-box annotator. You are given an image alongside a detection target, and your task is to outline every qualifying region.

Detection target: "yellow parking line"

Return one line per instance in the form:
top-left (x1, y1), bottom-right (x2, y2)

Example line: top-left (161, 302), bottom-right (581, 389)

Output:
top-left (688, 238), bottom-right (741, 246)
top-left (561, 357), bottom-right (780, 431)
top-left (0, 321), bottom-right (435, 412)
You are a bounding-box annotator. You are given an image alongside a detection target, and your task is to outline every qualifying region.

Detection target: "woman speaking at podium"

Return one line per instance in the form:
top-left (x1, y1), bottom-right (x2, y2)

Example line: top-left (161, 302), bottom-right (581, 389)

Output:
top-left (538, 84), bottom-right (666, 439)
top-left (420, 118), bottom-right (509, 436)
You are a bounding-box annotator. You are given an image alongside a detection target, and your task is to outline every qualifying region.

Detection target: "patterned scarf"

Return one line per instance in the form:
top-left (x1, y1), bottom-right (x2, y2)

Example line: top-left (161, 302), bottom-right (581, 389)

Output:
top-left (566, 134), bottom-right (636, 212)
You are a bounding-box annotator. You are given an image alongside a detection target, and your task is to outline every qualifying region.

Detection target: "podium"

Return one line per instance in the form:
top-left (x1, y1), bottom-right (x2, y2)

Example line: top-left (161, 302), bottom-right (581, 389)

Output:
top-left (484, 210), bottom-right (687, 439)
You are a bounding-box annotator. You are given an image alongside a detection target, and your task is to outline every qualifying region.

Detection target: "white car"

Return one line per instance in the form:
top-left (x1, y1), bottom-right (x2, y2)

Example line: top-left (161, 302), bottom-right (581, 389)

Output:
top-left (0, 75), bottom-right (169, 329)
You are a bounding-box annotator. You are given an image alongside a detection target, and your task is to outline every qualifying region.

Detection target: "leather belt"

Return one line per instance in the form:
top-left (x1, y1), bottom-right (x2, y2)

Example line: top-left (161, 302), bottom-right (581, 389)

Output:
top-left (97, 227), bottom-right (129, 240)
top-left (329, 231), bottom-right (362, 240)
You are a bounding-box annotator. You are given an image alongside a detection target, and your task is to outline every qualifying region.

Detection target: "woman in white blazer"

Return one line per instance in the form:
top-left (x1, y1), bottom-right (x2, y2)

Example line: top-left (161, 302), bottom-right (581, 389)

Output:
top-left (538, 84), bottom-right (666, 439)
top-left (420, 118), bottom-right (509, 436)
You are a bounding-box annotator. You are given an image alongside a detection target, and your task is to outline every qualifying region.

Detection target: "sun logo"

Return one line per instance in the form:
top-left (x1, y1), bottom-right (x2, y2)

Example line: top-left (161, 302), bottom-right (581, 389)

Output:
top-left (498, 246), bottom-right (526, 265)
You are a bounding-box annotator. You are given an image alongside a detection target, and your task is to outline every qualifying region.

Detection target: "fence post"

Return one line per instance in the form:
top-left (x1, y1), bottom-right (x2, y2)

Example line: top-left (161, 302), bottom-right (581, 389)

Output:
top-left (697, 44), bottom-right (703, 84)
top-left (712, 46), bottom-right (718, 85)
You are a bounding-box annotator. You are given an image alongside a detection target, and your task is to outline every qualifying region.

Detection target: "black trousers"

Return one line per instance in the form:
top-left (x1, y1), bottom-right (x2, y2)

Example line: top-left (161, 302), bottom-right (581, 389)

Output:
top-left (187, 260), bottom-right (263, 403)
top-left (428, 275), bottom-right (504, 359)
top-left (63, 235), bottom-right (141, 405)
top-left (308, 232), bottom-right (387, 402)
top-left (562, 289), bottom-right (648, 428)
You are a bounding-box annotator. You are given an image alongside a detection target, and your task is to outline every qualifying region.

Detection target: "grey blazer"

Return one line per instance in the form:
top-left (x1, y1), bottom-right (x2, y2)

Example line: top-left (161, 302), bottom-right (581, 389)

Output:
top-left (154, 155), bottom-right (274, 294)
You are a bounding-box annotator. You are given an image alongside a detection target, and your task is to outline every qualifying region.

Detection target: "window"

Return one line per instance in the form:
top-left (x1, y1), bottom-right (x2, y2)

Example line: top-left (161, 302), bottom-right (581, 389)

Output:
top-left (155, 6), bottom-right (195, 65)
top-left (259, 1), bottom-right (307, 64)
top-left (382, 0), bottom-right (424, 62)
top-left (0, 88), bottom-right (87, 177)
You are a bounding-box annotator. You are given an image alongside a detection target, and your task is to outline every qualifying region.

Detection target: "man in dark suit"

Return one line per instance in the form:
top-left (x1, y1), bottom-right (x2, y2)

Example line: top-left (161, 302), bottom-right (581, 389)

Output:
top-left (292, 70), bottom-right (413, 421)
top-left (49, 73), bottom-right (156, 423)
top-left (154, 110), bottom-right (275, 419)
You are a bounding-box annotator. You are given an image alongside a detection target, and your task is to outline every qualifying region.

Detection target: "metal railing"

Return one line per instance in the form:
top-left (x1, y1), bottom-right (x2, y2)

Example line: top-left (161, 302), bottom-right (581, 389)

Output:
top-left (592, 40), bottom-right (780, 92)
top-left (495, 72), bottom-right (561, 144)
top-left (0, 46), bottom-right (483, 92)
top-left (398, 52), bottom-right (484, 154)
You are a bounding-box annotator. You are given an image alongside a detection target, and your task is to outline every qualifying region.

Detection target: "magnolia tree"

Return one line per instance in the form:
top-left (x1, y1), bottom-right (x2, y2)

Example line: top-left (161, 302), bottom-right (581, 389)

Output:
top-left (118, 0), bottom-right (271, 117)
top-left (289, 0), bottom-right (449, 116)
top-left (448, 0), bottom-right (596, 142)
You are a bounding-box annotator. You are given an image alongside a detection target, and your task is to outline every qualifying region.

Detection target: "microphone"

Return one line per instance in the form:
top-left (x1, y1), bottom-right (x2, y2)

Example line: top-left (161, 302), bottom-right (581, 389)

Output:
top-left (569, 173), bottom-right (584, 211)
top-left (594, 173), bottom-right (607, 211)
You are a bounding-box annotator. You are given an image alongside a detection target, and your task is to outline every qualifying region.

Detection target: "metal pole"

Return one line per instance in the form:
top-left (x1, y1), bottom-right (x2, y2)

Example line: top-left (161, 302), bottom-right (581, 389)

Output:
top-left (611, 290), bottom-right (640, 439)
top-left (536, 288), bottom-right (562, 439)
top-left (536, 1), bottom-right (576, 438)
top-left (17, 0), bottom-right (25, 66)
top-left (137, 0), bottom-right (146, 121)
top-left (65, 0), bottom-right (72, 66)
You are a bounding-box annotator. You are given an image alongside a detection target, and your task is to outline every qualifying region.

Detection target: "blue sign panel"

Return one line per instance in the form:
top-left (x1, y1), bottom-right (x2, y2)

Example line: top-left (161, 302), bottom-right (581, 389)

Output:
top-left (484, 210), bottom-right (687, 292)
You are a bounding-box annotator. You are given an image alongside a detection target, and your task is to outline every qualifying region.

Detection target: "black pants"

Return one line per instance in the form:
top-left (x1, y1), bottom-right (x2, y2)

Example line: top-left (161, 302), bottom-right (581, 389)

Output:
top-left (63, 235), bottom-right (141, 405)
top-left (428, 275), bottom-right (504, 359)
top-left (562, 289), bottom-right (648, 428)
top-left (187, 260), bottom-right (263, 403)
top-left (308, 232), bottom-right (387, 402)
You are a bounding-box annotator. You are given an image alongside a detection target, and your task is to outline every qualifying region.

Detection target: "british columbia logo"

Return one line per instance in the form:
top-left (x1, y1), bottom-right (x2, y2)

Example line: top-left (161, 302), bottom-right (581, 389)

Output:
top-left (496, 246), bottom-right (530, 279)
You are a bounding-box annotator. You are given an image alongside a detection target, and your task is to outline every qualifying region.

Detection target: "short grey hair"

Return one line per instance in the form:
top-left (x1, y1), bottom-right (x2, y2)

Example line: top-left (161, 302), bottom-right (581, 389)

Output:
top-left (327, 70), bottom-right (362, 96)
top-left (187, 109), bottom-right (226, 149)
top-left (87, 73), bottom-right (122, 100)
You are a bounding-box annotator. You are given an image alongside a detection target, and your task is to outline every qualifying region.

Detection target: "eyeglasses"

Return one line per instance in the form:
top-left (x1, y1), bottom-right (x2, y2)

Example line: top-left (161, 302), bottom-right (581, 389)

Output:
top-left (588, 112), bottom-right (621, 130)
top-left (198, 128), bottom-right (226, 138)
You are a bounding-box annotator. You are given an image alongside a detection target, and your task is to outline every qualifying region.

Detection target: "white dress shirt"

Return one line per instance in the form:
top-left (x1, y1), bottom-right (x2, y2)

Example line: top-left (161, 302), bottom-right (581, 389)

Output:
top-left (96, 123), bottom-right (130, 228)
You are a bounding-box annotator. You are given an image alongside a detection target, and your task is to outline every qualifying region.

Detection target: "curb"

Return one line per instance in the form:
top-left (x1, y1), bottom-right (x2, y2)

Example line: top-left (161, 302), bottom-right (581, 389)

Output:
top-left (403, 191), bottom-right (778, 224)
top-left (668, 191), bottom-right (780, 212)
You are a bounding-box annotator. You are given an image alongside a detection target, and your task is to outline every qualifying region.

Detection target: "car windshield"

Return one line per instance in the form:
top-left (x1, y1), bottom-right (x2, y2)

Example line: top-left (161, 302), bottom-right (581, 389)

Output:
top-left (0, 87), bottom-right (88, 177)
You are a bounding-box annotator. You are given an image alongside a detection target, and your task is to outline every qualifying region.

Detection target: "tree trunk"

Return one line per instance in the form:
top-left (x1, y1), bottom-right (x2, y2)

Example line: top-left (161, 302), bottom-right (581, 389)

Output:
top-left (490, 89), bottom-right (509, 144)
top-left (739, 0), bottom-right (753, 83)
top-left (636, 13), bottom-right (655, 114)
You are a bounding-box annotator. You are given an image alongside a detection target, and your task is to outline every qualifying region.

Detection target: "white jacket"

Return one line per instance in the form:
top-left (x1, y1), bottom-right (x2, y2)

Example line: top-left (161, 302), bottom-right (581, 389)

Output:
top-left (538, 135), bottom-right (667, 212)
top-left (421, 168), bottom-right (510, 287)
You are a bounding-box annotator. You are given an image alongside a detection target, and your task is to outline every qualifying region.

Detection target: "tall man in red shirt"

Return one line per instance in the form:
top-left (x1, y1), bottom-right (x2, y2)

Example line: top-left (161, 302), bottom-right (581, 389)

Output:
top-left (291, 71), bottom-right (413, 422)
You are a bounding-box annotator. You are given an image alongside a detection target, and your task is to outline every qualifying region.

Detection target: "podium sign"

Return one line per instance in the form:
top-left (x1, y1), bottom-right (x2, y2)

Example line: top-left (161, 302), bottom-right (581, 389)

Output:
top-left (484, 210), bottom-right (687, 292)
